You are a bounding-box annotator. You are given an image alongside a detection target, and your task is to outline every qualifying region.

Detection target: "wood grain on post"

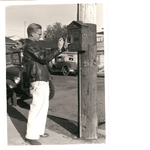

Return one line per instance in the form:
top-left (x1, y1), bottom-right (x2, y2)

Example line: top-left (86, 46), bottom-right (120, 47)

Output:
top-left (79, 3), bottom-right (98, 139)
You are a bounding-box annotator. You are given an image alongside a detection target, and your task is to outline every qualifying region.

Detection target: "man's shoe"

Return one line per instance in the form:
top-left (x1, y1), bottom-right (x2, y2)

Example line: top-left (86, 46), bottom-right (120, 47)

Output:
top-left (40, 133), bottom-right (49, 138)
top-left (25, 138), bottom-right (41, 145)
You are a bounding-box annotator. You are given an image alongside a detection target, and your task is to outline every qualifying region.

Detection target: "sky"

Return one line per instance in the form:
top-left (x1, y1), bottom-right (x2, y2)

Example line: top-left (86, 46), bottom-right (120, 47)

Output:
top-left (5, 3), bottom-right (103, 38)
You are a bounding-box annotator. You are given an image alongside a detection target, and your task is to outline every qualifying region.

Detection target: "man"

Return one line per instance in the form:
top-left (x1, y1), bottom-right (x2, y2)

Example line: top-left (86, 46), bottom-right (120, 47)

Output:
top-left (23, 23), bottom-right (68, 145)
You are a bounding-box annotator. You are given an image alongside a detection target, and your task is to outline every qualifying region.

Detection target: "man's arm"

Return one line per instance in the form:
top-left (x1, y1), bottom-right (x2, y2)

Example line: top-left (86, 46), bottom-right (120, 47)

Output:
top-left (45, 37), bottom-right (68, 62)
top-left (24, 38), bottom-right (68, 64)
top-left (46, 47), bottom-right (66, 62)
top-left (24, 44), bottom-right (50, 64)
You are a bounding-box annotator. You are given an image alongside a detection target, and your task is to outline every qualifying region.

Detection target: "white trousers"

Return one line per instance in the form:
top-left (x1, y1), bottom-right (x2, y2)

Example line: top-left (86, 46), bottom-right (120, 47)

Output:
top-left (25, 81), bottom-right (49, 140)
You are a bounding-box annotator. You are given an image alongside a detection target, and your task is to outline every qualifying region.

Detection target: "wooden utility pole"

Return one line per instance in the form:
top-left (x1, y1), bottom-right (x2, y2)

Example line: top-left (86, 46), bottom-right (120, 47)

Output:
top-left (78, 3), bottom-right (98, 139)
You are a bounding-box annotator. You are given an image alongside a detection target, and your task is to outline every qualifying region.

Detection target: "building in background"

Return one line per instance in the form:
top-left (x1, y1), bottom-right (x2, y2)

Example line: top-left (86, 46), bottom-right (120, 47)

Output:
top-left (97, 29), bottom-right (104, 68)
top-left (5, 37), bottom-right (16, 51)
top-left (7, 35), bottom-right (21, 41)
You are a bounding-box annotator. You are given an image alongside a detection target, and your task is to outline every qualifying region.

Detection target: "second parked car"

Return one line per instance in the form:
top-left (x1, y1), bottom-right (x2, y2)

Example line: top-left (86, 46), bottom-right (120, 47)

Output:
top-left (49, 55), bottom-right (78, 76)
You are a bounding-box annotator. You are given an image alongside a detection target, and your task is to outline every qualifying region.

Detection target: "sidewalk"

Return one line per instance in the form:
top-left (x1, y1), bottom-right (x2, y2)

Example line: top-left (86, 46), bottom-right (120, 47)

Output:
top-left (7, 114), bottom-right (106, 145)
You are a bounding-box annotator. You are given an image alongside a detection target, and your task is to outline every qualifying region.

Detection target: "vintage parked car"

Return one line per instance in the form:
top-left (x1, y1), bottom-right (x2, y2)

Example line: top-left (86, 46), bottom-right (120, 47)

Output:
top-left (6, 48), bottom-right (55, 106)
top-left (49, 55), bottom-right (78, 76)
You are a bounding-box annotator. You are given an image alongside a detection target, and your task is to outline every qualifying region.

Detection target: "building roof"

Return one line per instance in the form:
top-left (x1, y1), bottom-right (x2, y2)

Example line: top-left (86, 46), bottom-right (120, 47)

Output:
top-left (5, 37), bottom-right (16, 45)
top-left (97, 31), bottom-right (104, 35)
top-left (97, 28), bottom-right (104, 35)
top-left (8, 35), bottom-right (21, 41)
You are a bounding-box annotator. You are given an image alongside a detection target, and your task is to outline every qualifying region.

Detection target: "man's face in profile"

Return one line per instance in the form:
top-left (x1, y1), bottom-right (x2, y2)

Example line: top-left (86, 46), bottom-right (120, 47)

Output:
top-left (32, 29), bottom-right (42, 41)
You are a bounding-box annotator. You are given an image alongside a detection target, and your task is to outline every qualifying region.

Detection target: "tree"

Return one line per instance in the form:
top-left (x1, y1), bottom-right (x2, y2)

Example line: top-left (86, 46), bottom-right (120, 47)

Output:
top-left (44, 22), bottom-right (67, 43)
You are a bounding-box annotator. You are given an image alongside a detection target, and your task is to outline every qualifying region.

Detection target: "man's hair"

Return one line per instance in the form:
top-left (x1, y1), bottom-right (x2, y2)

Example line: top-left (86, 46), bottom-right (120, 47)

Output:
top-left (27, 23), bottom-right (42, 36)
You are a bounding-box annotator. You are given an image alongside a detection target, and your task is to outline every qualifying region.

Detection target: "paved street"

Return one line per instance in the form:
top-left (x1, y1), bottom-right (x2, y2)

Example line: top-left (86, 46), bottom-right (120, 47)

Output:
top-left (7, 74), bottom-right (105, 144)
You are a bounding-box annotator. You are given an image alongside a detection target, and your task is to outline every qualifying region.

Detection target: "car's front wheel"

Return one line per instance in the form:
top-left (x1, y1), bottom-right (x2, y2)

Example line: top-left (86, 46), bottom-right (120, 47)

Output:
top-left (62, 66), bottom-right (69, 76)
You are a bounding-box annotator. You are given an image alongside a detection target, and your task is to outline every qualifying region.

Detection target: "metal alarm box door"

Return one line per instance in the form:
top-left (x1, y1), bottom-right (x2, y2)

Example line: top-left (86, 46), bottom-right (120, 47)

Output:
top-left (67, 21), bottom-right (89, 52)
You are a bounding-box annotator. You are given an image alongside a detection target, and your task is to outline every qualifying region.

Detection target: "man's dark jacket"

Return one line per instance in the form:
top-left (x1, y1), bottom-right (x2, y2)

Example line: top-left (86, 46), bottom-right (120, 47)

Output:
top-left (23, 39), bottom-right (65, 82)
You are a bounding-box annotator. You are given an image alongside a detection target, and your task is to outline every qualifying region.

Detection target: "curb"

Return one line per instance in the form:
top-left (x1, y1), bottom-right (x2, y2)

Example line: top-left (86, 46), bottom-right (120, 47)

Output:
top-left (7, 115), bottom-right (27, 145)
top-left (7, 114), bottom-right (105, 145)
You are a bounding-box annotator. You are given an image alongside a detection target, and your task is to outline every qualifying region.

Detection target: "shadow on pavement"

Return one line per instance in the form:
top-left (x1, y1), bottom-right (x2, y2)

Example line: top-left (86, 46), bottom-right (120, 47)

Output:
top-left (17, 96), bottom-right (30, 110)
top-left (48, 115), bottom-right (105, 137)
top-left (7, 105), bottom-right (27, 142)
top-left (48, 115), bottom-right (78, 137)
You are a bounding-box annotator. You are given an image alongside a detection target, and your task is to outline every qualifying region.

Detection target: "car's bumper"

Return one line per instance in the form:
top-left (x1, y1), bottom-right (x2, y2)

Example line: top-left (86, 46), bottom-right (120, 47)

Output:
top-left (69, 69), bottom-right (78, 74)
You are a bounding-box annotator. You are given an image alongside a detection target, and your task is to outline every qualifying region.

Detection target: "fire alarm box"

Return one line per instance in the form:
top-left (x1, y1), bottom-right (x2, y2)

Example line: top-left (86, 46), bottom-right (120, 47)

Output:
top-left (67, 21), bottom-right (89, 52)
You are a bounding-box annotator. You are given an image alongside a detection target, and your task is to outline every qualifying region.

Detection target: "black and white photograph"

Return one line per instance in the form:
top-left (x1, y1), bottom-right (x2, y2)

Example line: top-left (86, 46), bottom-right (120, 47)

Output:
top-left (4, 0), bottom-right (150, 149)
top-left (4, 2), bottom-right (106, 146)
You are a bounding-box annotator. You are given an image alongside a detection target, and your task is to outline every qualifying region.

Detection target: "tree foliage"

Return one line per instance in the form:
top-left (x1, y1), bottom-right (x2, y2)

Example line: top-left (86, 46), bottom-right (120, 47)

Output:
top-left (44, 22), bottom-right (67, 43)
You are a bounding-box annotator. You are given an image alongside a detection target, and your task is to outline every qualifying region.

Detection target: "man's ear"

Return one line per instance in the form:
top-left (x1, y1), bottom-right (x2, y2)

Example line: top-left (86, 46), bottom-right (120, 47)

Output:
top-left (30, 33), bottom-right (34, 37)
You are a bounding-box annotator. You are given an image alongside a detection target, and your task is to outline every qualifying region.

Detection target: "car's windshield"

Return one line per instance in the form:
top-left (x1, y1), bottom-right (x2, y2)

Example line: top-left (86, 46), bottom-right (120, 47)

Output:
top-left (6, 53), bottom-right (20, 65)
